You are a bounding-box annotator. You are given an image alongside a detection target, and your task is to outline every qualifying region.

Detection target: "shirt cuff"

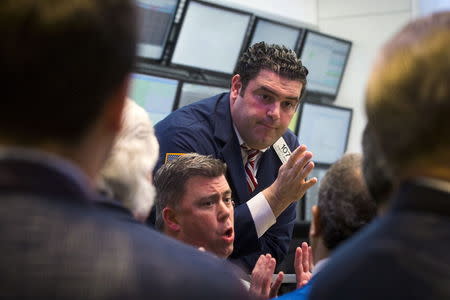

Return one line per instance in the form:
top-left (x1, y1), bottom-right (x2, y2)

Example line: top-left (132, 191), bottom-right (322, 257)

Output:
top-left (247, 192), bottom-right (276, 238)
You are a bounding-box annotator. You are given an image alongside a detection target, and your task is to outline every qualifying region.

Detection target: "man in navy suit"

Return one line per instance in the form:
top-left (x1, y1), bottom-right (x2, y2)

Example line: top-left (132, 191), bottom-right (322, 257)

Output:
top-left (0, 1), bottom-right (251, 299)
top-left (309, 12), bottom-right (450, 300)
top-left (154, 42), bottom-right (317, 271)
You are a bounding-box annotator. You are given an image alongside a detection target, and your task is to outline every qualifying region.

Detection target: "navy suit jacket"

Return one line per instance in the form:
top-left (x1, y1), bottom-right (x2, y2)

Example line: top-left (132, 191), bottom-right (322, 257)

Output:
top-left (309, 181), bottom-right (450, 300)
top-left (155, 93), bottom-right (299, 271)
top-left (0, 153), bottom-right (251, 300)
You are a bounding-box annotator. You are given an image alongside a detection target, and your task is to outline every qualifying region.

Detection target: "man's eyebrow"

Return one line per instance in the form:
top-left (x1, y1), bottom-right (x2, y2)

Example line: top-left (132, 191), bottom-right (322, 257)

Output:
top-left (222, 190), bottom-right (232, 197)
top-left (198, 193), bottom-right (220, 202)
top-left (257, 86), bottom-right (299, 101)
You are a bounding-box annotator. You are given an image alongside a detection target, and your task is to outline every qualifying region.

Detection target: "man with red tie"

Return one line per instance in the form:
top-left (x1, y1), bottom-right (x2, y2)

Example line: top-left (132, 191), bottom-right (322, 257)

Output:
top-left (153, 42), bottom-right (317, 272)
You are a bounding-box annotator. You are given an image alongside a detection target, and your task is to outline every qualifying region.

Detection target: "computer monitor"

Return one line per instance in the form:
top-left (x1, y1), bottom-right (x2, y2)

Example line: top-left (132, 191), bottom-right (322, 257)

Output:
top-left (128, 73), bottom-right (179, 124)
top-left (296, 101), bottom-right (352, 165)
top-left (248, 17), bottom-right (303, 52)
top-left (288, 110), bottom-right (299, 132)
top-left (136, 0), bottom-right (179, 60)
top-left (299, 30), bottom-right (351, 102)
top-left (170, 0), bottom-right (252, 75)
top-left (177, 82), bottom-right (229, 109)
top-left (301, 165), bottom-right (328, 221)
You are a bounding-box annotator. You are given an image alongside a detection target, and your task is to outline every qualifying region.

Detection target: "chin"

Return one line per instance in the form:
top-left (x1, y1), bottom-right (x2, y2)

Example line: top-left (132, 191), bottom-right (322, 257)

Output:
top-left (225, 247), bottom-right (234, 258)
top-left (217, 247), bottom-right (233, 259)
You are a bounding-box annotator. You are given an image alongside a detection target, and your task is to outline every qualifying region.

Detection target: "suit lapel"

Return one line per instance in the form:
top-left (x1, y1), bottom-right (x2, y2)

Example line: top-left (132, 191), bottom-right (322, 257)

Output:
top-left (213, 94), bottom-right (250, 205)
top-left (254, 149), bottom-right (279, 194)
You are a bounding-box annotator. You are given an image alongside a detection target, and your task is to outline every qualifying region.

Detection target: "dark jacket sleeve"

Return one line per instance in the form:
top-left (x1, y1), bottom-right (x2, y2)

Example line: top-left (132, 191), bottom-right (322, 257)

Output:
top-left (231, 201), bottom-right (297, 272)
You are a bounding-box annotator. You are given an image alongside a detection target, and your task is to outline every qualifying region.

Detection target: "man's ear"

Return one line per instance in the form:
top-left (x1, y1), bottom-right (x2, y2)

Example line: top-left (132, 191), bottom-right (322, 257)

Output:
top-left (230, 74), bottom-right (242, 104)
top-left (309, 205), bottom-right (321, 237)
top-left (104, 75), bottom-right (130, 133)
top-left (162, 207), bottom-right (181, 232)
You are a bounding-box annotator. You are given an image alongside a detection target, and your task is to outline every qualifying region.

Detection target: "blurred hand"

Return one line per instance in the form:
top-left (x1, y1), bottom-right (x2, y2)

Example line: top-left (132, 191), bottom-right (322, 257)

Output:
top-left (294, 242), bottom-right (314, 289)
top-left (249, 254), bottom-right (284, 299)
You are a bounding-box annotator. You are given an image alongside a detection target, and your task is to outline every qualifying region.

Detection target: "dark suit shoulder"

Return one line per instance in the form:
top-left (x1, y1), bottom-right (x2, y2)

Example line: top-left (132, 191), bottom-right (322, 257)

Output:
top-left (155, 93), bottom-right (227, 131)
top-left (282, 129), bottom-right (300, 150)
top-left (0, 193), bottom-right (250, 300)
top-left (310, 211), bottom-right (450, 300)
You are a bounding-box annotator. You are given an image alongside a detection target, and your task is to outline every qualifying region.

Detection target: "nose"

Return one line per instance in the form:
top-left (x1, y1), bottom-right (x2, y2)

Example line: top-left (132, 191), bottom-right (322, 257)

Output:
top-left (267, 102), bottom-right (280, 120)
top-left (217, 200), bottom-right (231, 221)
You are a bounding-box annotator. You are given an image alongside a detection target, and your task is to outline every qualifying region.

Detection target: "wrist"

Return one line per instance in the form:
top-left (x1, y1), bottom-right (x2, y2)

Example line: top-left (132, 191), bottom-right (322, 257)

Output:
top-left (263, 187), bottom-right (282, 217)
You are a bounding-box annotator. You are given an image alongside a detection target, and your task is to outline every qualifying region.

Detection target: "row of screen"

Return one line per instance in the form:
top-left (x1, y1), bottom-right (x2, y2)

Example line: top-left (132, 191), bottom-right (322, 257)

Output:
top-left (130, 72), bottom-right (352, 222)
top-left (135, 0), bottom-right (352, 100)
top-left (129, 72), bottom-right (352, 167)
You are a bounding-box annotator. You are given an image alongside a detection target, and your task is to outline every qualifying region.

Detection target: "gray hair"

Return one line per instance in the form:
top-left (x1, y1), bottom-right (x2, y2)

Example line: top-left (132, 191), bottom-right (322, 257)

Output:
top-left (154, 153), bottom-right (227, 230)
top-left (99, 99), bottom-right (159, 222)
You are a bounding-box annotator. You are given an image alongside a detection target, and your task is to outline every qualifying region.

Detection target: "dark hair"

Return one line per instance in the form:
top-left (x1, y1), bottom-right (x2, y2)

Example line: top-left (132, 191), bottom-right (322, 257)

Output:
top-left (234, 42), bottom-right (308, 97)
top-left (361, 124), bottom-right (394, 206)
top-left (0, 0), bottom-right (137, 145)
top-left (318, 153), bottom-right (377, 250)
top-left (154, 153), bottom-right (227, 230)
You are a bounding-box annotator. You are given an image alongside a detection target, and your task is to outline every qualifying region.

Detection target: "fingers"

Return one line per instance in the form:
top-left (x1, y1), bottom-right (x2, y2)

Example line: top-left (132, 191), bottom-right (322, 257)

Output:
top-left (295, 243), bottom-right (314, 289)
top-left (294, 246), bottom-right (302, 288)
top-left (249, 255), bottom-right (266, 296)
top-left (308, 245), bottom-right (314, 271)
top-left (269, 272), bottom-right (284, 298)
top-left (294, 246), bottom-right (301, 273)
top-left (292, 156), bottom-right (314, 184)
top-left (250, 254), bottom-right (276, 298)
top-left (302, 242), bottom-right (309, 272)
top-left (283, 145), bottom-right (315, 186)
top-left (304, 176), bottom-right (318, 189)
top-left (264, 255), bottom-right (276, 294)
top-left (285, 144), bottom-right (307, 169)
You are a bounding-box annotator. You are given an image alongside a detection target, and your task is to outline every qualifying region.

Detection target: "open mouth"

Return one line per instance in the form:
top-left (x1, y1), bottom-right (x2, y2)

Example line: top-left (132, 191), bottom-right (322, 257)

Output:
top-left (224, 228), bottom-right (233, 238)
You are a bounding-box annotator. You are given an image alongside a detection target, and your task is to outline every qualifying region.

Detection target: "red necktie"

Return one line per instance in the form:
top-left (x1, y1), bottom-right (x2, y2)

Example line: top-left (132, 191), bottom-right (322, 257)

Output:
top-left (242, 146), bottom-right (260, 192)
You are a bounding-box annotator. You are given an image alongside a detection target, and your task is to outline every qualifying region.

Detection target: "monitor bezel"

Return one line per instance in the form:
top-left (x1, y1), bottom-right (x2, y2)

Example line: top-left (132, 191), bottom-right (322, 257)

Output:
top-left (246, 16), bottom-right (305, 54)
top-left (299, 29), bottom-right (352, 101)
top-left (294, 100), bottom-right (353, 167)
top-left (174, 79), bottom-right (230, 110)
top-left (135, 0), bottom-right (181, 62)
top-left (129, 70), bottom-right (181, 116)
top-left (168, 0), bottom-right (254, 77)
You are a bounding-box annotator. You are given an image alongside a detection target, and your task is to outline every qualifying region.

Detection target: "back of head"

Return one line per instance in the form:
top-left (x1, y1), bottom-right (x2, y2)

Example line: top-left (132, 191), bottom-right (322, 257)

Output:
top-left (154, 153), bottom-right (227, 230)
top-left (361, 124), bottom-right (394, 209)
top-left (234, 42), bottom-right (309, 97)
top-left (318, 153), bottom-right (377, 250)
top-left (99, 99), bottom-right (159, 222)
top-left (0, 0), bottom-right (136, 145)
top-left (365, 12), bottom-right (450, 177)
